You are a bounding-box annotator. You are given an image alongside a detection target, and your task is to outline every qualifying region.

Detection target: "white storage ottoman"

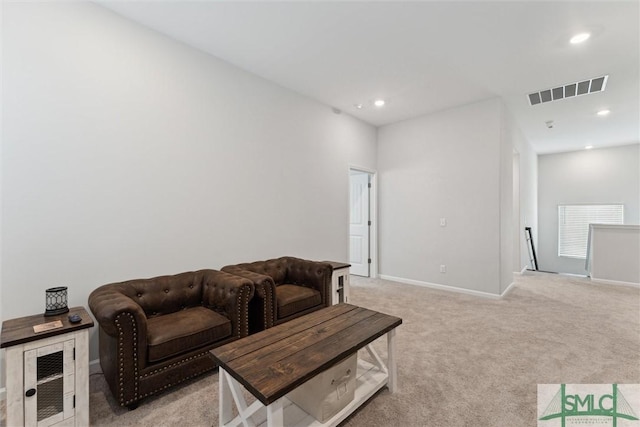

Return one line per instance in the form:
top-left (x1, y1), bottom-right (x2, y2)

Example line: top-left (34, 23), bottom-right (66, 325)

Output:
top-left (287, 353), bottom-right (357, 422)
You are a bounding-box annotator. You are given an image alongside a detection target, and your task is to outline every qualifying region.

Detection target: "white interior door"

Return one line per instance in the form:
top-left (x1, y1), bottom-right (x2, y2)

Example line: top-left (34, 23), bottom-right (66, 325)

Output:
top-left (350, 171), bottom-right (370, 276)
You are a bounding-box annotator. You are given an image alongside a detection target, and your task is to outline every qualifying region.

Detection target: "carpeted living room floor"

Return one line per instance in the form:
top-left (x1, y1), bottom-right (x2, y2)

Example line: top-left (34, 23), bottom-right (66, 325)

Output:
top-left (1, 272), bottom-right (639, 426)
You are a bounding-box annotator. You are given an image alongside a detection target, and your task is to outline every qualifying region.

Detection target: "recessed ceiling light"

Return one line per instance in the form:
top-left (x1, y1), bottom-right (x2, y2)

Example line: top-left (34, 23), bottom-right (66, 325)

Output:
top-left (585, 145), bottom-right (593, 150)
top-left (597, 109), bottom-right (610, 116)
top-left (374, 99), bottom-right (385, 107)
top-left (354, 103), bottom-right (363, 109)
top-left (570, 32), bottom-right (591, 44)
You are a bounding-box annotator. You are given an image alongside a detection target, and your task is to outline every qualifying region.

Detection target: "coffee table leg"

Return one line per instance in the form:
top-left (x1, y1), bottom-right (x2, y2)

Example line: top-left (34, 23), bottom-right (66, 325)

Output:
top-left (219, 369), bottom-right (234, 426)
top-left (387, 328), bottom-right (397, 393)
top-left (266, 398), bottom-right (283, 427)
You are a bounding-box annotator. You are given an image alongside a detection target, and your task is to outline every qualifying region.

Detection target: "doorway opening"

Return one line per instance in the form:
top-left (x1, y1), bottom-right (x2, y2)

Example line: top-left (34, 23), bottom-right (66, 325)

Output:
top-left (349, 168), bottom-right (376, 277)
top-left (513, 150), bottom-right (521, 273)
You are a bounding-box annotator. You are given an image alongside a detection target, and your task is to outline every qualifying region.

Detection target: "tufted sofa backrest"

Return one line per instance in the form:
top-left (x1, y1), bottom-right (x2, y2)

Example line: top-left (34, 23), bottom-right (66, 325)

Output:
top-left (104, 270), bottom-right (209, 318)
top-left (280, 256), bottom-right (330, 286)
top-left (233, 258), bottom-right (289, 284)
top-left (258, 258), bottom-right (290, 284)
top-left (230, 256), bottom-right (331, 288)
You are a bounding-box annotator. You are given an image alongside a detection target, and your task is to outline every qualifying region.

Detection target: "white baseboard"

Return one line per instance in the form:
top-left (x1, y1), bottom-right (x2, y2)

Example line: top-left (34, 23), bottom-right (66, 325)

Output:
top-left (501, 281), bottom-right (516, 297)
top-left (590, 277), bottom-right (640, 288)
top-left (90, 358), bottom-right (102, 375)
top-left (378, 274), bottom-right (509, 299)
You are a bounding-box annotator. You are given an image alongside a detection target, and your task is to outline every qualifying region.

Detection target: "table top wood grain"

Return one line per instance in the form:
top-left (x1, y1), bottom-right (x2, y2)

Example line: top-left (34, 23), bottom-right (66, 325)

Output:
top-left (1, 306), bottom-right (94, 348)
top-left (211, 303), bottom-right (402, 405)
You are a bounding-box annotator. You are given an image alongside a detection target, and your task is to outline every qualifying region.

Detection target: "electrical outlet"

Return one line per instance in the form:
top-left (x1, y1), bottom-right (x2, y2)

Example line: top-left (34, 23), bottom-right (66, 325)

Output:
top-left (440, 264), bottom-right (446, 273)
top-left (440, 218), bottom-right (446, 227)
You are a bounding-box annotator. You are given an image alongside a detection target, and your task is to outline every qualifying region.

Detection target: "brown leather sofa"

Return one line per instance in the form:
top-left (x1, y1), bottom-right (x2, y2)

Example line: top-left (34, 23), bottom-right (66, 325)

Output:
top-left (222, 256), bottom-right (332, 332)
top-left (88, 269), bottom-right (253, 408)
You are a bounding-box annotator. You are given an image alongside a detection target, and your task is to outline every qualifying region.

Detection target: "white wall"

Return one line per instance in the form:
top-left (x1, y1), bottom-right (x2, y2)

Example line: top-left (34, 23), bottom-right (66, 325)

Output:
top-left (538, 144), bottom-right (640, 275)
top-left (377, 98), bottom-right (537, 296)
top-left (1, 1), bottom-right (377, 386)
top-left (588, 224), bottom-right (640, 285)
top-left (378, 99), bottom-right (497, 295)
top-left (0, 0), bottom-right (4, 383)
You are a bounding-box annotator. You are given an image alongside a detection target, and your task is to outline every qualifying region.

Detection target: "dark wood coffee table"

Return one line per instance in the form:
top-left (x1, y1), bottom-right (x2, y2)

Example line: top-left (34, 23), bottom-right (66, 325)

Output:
top-left (211, 303), bottom-right (402, 427)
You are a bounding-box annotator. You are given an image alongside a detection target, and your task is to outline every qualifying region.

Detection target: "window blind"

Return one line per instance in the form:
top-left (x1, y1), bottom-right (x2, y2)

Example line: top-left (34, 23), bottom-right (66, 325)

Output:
top-left (558, 204), bottom-right (624, 258)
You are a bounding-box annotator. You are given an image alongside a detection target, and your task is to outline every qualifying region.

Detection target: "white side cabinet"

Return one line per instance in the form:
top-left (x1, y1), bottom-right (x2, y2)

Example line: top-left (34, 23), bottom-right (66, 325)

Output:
top-left (1, 307), bottom-right (93, 427)
top-left (326, 261), bottom-right (351, 305)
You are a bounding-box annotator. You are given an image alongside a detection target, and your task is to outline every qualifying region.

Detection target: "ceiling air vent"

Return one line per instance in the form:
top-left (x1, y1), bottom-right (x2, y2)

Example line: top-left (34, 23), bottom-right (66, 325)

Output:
top-left (528, 75), bottom-right (608, 106)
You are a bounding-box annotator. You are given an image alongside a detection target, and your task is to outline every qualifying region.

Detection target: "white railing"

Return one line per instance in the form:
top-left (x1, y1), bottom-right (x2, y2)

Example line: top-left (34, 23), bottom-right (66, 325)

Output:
top-left (586, 223), bottom-right (640, 286)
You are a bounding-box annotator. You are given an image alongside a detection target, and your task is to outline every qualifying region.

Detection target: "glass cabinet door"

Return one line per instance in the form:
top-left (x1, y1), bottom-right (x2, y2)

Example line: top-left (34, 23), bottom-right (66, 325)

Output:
top-left (24, 339), bottom-right (75, 426)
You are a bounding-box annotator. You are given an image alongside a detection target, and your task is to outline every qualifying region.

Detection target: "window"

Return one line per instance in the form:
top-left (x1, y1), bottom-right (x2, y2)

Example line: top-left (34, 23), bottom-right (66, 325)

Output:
top-left (558, 204), bottom-right (624, 258)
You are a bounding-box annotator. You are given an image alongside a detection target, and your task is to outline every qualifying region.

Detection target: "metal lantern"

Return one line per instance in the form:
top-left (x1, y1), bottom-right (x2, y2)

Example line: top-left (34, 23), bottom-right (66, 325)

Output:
top-left (45, 286), bottom-right (69, 316)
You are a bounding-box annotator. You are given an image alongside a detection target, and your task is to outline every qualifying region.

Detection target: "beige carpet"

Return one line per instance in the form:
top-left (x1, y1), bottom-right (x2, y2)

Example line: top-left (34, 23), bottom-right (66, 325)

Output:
top-left (1, 272), bottom-right (639, 426)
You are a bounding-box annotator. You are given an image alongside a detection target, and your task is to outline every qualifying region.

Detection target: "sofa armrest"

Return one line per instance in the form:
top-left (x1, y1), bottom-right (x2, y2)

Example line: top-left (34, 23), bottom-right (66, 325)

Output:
top-left (88, 284), bottom-right (150, 407)
top-left (202, 270), bottom-right (254, 338)
top-left (88, 285), bottom-right (148, 338)
top-left (284, 257), bottom-right (333, 306)
top-left (221, 266), bottom-right (276, 329)
top-left (221, 266), bottom-right (272, 299)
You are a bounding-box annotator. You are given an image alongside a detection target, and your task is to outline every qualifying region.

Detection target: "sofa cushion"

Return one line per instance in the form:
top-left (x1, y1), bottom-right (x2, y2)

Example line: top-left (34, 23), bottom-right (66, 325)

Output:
top-left (146, 306), bottom-right (231, 363)
top-left (276, 284), bottom-right (321, 319)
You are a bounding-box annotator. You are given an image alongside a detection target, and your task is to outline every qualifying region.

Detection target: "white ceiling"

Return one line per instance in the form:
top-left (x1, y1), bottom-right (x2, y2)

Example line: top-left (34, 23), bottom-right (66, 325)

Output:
top-left (99, 1), bottom-right (639, 154)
